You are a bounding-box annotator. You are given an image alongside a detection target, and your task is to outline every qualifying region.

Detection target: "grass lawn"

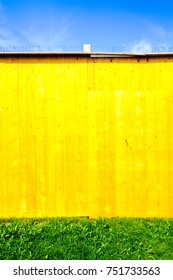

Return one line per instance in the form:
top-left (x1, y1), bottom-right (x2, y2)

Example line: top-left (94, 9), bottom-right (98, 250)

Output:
top-left (0, 217), bottom-right (173, 260)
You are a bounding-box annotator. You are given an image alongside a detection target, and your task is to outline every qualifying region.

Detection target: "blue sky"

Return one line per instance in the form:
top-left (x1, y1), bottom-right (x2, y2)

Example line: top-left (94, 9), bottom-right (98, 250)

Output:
top-left (0, 0), bottom-right (173, 52)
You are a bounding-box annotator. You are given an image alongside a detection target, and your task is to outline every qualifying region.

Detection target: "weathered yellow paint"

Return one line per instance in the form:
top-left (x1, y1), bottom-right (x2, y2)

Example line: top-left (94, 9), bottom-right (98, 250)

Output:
top-left (0, 54), bottom-right (173, 218)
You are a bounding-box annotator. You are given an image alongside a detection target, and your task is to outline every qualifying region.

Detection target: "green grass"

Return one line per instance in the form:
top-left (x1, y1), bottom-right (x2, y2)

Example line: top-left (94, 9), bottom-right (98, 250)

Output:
top-left (0, 217), bottom-right (173, 260)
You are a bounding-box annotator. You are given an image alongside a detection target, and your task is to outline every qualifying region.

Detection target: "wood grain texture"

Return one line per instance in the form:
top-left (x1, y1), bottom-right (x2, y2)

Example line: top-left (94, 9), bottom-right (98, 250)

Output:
top-left (0, 55), bottom-right (173, 218)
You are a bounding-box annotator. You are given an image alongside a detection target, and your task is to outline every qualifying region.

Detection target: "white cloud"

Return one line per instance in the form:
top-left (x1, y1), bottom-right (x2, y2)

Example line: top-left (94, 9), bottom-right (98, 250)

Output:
top-left (129, 39), bottom-right (172, 53)
top-left (0, 2), bottom-right (78, 50)
top-left (0, 2), bottom-right (22, 47)
top-left (128, 39), bottom-right (173, 54)
top-left (147, 22), bottom-right (173, 41)
top-left (150, 24), bottom-right (167, 38)
top-left (130, 39), bottom-right (153, 53)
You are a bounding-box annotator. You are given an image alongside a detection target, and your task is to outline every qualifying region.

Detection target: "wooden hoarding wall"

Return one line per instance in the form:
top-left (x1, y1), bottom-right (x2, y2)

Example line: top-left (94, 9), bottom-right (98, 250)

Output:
top-left (0, 54), bottom-right (173, 218)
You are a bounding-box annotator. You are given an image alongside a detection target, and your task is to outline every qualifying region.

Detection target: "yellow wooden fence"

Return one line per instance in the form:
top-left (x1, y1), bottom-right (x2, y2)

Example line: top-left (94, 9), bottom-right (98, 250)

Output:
top-left (0, 53), bottom-right (173, 218)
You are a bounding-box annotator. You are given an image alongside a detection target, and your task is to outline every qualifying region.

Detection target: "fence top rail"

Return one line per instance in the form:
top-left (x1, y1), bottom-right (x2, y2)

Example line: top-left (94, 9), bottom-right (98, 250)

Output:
top-left (0, 52), bottom-right (173, 58)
